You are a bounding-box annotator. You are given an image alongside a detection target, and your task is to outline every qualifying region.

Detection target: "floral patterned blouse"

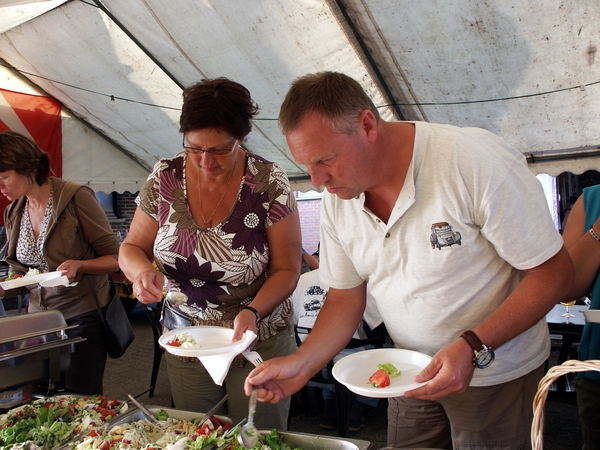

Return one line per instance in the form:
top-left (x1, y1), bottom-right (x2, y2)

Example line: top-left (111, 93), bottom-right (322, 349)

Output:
top-left (137, 151), bottom-right (297, 341)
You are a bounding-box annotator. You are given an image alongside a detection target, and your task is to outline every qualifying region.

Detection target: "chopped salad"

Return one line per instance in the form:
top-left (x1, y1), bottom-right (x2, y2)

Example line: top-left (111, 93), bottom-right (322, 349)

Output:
top-left (166, 333), bottom-right (200, 348)
top-left (70, 410), bottom-right (299, 450)
top-left (0, 395), bottom-right (127, 450)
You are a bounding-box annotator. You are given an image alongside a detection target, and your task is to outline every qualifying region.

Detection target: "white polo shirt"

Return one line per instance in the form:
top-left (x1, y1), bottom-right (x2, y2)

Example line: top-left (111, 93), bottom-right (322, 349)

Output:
top-left (320, 122), bottom-right (563, 386)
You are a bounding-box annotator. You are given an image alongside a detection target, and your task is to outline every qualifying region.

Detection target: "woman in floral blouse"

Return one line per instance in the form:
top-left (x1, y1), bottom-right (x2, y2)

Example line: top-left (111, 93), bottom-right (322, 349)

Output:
top-left (119, 78), bottom-right (302, 429)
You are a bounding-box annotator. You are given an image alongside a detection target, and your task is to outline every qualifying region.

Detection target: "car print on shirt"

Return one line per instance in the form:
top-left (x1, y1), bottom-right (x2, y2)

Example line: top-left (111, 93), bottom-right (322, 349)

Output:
top-left (430, 222), bottom-right (462, 250)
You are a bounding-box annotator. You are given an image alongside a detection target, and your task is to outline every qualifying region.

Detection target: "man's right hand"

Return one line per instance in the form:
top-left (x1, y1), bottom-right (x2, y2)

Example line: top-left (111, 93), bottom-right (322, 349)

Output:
top-left (244, 354), bottom-right (313, 403)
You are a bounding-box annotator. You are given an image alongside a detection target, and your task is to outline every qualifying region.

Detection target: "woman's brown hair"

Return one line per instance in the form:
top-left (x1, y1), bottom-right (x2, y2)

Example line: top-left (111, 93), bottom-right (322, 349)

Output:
top-left (0, 131), bottom-right (51, 185)
top-left (179, 77), bottom-right (259, 139)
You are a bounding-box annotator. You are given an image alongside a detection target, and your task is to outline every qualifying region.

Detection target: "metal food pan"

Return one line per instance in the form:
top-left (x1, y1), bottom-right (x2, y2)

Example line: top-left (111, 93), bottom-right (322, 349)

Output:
top-left (113, 408), bottom-right (369, 450)
top-left (259, 430), bottom-right (370, 450)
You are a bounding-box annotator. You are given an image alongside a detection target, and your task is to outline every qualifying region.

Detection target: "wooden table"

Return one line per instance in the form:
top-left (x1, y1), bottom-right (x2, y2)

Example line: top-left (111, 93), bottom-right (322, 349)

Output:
top-left (546, 304), bottom-right (588, 392)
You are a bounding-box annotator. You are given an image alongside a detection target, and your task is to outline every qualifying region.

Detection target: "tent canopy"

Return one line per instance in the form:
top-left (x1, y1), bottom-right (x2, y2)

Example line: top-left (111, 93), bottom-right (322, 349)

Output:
top-left (1, 0), bottom-right (599, 193)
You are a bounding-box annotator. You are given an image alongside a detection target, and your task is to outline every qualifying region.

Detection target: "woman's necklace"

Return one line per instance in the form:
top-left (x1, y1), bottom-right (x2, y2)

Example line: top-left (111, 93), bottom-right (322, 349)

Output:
top-left (197, 157), bottom-right (237, 228)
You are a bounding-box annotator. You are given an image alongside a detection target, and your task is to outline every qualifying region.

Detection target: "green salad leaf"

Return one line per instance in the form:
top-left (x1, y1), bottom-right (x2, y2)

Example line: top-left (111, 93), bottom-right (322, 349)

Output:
top-left (377, 363), bottom-right (401, 377)
top-left (153, 409), bottom-right (169, 421)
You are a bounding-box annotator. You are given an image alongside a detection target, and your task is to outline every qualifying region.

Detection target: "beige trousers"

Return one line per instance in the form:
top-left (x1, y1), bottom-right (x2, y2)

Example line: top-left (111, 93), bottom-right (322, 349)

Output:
top-left (387, 364), bottom-right (544, 450)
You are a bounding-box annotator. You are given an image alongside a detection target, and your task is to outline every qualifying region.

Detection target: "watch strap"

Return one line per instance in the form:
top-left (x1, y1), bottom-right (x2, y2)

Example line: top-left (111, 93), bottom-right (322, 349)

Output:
top-left (243, 306), bottom-right (261, 322)
top-left (460, 330), bottom-right (484, 352)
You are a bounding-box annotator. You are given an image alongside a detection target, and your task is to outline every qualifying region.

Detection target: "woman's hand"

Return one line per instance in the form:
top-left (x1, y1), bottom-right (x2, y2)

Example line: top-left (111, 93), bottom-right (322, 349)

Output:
top-left (132, 268), bottom-right (164, 304)
top-left (233, 308), bottom-right (259, 342)
top-left (56, 260), bottom-right (83, 283)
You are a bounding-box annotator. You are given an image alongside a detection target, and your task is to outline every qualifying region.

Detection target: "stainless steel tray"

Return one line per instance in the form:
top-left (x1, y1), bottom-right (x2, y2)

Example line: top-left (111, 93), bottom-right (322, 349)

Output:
top-left (263, 430), bottom-right (370, 450)
top-left (67, 405), bottom-right (370, 450)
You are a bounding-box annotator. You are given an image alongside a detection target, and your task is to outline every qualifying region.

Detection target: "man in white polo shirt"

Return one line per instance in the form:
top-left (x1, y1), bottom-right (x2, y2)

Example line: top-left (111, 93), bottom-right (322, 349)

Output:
top-left (245, 72), bottom-right (574, 450)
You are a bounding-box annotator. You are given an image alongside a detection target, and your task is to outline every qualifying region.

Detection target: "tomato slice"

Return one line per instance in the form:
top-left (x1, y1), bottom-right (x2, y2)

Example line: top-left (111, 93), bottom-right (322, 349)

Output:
top-left (210, 416), bottom-right (221, 428)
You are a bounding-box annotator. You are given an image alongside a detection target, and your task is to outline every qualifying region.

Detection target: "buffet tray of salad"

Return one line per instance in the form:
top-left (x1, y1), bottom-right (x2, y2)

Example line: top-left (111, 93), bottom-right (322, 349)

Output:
top-left (64, 406), bottom-right (232, 450)
top-left (0, 394), bottom-right (128, 450)
top-left (62, 405), bottom-right (370, 450)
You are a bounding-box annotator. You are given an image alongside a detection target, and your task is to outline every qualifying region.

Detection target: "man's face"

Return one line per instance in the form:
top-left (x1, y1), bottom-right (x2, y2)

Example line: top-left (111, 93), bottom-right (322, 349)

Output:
top-left (286, 112), bottom-right (372, 200)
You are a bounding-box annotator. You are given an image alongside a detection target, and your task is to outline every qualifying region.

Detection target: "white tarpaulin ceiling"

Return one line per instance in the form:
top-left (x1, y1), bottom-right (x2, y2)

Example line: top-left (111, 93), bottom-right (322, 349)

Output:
top-left (1, 0), bottom-right (600, 193)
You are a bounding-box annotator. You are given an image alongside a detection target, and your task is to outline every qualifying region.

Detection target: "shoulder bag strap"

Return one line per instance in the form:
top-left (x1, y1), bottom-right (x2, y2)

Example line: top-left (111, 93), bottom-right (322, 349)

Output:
top-left (71, 196), bottom-right (106, 322)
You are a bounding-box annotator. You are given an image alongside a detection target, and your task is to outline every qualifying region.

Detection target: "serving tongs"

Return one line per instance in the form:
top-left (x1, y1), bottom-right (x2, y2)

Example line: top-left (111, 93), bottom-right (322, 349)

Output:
top-left (199, 393), bottom-right (229, 426)
top-left (127, 394), bottom-right (159, 423)
top-left (201, 417), bottom-right (246, 450)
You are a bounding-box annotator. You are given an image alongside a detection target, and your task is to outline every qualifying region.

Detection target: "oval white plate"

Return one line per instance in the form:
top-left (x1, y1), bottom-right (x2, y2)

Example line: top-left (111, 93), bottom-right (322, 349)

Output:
top-left (0, 271), bottom-right (65, 290)
top-left (332, 348), bottom-right (432, 398)
top-left (583, 309), bottom-right (600, 323)
top-left (159, 326), bottom-right (254, 357)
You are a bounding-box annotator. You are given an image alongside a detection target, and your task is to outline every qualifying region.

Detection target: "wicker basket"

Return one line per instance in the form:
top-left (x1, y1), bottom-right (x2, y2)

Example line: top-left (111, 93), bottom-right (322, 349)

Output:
top-left (531, 359), bottom-right (600, 450)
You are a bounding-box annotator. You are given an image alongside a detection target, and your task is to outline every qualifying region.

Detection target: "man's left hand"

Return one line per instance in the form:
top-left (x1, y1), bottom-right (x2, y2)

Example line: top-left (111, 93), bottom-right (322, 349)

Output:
top-left (403, 338), bottom-right (475, 401)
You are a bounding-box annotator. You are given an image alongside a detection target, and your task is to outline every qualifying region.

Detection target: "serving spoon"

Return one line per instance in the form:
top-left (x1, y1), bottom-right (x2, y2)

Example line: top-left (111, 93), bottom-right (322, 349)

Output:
top-left (165, 291), bottom-right (188, 305)
top-left (237, 388), bottom-right (258, 449)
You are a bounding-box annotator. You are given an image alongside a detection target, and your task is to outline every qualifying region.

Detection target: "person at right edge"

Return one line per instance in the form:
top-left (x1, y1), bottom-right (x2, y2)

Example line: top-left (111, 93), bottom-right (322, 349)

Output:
top-left (561, 186), bottom-right (600, 450)
top-left (244, 72), bottom-right (574, 450)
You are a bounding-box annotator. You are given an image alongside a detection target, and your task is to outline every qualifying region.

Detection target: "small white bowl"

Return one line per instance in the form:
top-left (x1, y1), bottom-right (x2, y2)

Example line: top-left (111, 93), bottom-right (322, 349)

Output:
top-left (583, 309), bottom-right (600, 323)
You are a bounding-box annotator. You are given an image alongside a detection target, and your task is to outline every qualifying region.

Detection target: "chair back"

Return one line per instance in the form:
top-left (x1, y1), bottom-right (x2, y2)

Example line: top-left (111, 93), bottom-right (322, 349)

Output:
top-left (293, 322), bottom-right (388, 437)
top-left (145, 303), bottom-right (164, 397)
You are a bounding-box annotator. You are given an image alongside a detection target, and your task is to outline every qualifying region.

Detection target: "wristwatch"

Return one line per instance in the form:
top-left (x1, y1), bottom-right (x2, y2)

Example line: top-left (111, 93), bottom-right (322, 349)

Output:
top-left (460, 330), bottom-right (495, 369)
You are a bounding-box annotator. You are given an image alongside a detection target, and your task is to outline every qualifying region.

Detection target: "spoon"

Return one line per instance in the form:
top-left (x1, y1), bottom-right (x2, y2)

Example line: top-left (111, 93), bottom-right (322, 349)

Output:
top-left (237, 388), bottom-right (258, 449)
top-left (165, 291), bottom-right (188, 305)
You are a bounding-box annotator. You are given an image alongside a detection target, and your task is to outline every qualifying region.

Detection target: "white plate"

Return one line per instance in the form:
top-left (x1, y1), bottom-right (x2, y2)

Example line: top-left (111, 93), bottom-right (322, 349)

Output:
top-left (0, 271), bottom-right (65, 290)
top-left (159, 326), bottom-right (254, 357)
top-left (332, 348), bottom-right (432, 398)
top-left (583, 309), bottom-right (600, 323)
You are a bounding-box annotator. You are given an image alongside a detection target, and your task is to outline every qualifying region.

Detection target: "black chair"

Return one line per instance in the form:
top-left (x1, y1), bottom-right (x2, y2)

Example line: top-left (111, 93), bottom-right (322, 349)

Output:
top-left (145, 303), bottom-right (164, 398)
top-left (293, 322), bottom-right (388, 437)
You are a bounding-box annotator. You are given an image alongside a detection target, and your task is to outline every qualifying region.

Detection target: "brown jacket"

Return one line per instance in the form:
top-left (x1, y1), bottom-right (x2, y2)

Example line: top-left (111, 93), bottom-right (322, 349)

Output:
top-left (4, 178), bottom-right (120, 319)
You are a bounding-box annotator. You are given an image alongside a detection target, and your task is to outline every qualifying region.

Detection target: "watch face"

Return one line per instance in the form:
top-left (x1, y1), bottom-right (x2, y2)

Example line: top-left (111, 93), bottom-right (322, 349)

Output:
top-left (475, 349), bottom-right (495, 369)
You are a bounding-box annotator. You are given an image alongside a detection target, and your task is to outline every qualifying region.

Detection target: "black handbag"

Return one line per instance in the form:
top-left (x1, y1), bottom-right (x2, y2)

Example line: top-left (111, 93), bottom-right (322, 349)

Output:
top-left (73, 198), bottom-right (134, 358)
top-left (97, 281), bottom-right (134, 358)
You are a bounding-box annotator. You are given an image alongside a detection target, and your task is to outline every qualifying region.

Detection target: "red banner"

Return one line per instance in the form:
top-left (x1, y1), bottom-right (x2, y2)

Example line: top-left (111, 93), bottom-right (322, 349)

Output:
top-left (0, 89), bottom-right (62, 225)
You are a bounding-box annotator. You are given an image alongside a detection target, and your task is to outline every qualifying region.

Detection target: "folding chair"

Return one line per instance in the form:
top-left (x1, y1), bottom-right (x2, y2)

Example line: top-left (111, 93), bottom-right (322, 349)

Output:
top-left (293, 322), bottom-right (388, 437)
top-left (145, 303), bottom-right (164, 398)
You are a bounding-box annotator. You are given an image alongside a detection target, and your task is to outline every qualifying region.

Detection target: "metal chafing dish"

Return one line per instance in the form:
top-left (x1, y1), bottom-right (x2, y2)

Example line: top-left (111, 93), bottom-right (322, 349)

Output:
top-left (135, 407), bottom-right (369, 450)
top-left (80, 405), bottom-right (370, 450)
top-left (262, 430), bottom-right (370, 450)
top-left (0, 310), bottom-right (85, 392)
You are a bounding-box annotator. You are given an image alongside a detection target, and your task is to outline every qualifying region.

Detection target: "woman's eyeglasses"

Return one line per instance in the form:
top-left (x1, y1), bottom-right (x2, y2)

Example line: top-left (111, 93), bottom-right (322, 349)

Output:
top-left (182, 137), bottom-right (238, 156)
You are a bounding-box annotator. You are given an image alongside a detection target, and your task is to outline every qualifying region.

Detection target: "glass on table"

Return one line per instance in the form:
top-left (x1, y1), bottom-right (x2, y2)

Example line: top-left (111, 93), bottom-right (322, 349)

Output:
top-left (560, 300), bottom-right (576, 318)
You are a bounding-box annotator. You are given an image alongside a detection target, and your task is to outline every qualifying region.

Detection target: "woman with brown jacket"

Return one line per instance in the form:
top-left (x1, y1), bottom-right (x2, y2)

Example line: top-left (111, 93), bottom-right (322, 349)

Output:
top-left (0, 130), bottom-right (120, 394)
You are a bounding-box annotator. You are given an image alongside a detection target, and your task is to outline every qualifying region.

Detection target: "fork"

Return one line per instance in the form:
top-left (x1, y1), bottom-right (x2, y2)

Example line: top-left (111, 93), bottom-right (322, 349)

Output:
top-left (242, 349), bottom-right (263, 367)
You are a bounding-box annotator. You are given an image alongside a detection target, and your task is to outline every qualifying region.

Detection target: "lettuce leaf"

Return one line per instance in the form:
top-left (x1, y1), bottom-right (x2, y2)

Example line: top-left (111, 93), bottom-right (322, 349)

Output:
top-left (377, 363), bottom-right (401, 377)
